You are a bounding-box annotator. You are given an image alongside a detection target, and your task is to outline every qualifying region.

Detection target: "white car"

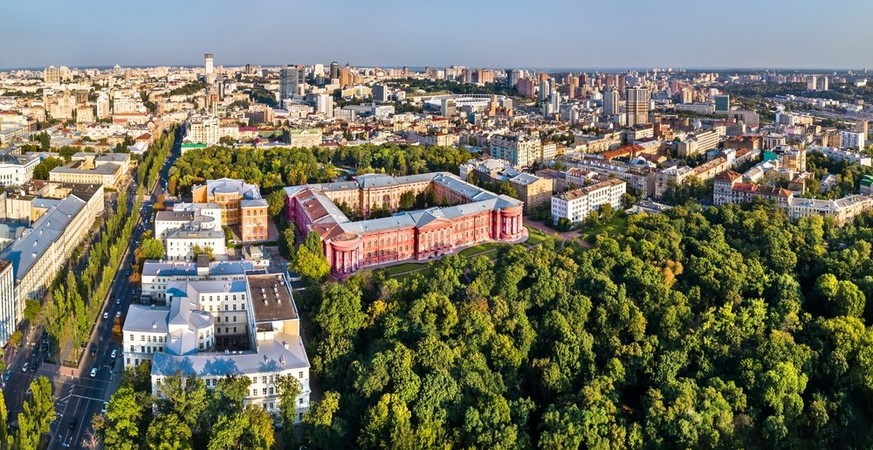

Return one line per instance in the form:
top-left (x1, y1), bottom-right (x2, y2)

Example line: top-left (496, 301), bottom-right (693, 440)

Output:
top-left (90, 368), bottom-right (97, 378)
top-left (115, 311), bottom-right (122, 318)
top-left (103, 312), bottom-right (109, 319)
top-left (110, 349), bottom-right (117, 359)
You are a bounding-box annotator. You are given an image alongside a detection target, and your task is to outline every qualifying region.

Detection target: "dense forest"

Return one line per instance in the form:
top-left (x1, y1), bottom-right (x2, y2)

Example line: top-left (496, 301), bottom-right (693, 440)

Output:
top-left (168, 144), bottom-right (472, 195)
top-left (294, 202), bottom-right (873, 449)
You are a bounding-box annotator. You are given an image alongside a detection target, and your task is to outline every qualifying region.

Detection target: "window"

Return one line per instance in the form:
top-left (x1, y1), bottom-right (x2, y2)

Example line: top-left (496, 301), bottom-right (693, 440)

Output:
top-left (269, 387), bottom-right (274, 395)
top-left (262, 388), bottom-right (267, 396)
top-left (298, 371), bottom-right (303, 379)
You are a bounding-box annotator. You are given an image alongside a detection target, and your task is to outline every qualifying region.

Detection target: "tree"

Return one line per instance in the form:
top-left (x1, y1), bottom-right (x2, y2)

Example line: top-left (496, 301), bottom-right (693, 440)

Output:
top-left (241, 405), bottom-right (275, 450)
top-left (156, 375), bottom-right (207, 431)
top-left (206, 413), bottom-right (245, 450)
top-left (281, 223), bottom-right (297, 259)
top-left (399, 191), bottom-right (415, 210)
top-left (22, 300), bottom-right (40, 323)
top-left (303, 391), bottom-right (348, 450)
top-left (267, 189), bottom-right (286, 218)
top-left (293, 232), bottom-right (331, 282)
top-left (146, 412), bottom-right (192, 450)
top-left (32, 156), bottom-right (64, 180)
top-left (277, 375), bottom-right (302, 432)
top-left (140, 238), bottom-right (165, 260)
top-left (16, 377), bottom-right (55, 450)
top-left (0, 389), bottom-right (7, 450)
top-left (103, 387), bottom-right (145, 450)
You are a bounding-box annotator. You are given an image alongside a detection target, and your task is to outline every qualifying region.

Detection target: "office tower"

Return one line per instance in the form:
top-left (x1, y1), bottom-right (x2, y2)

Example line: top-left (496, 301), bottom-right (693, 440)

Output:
top-left (603, 87), bottom-right (620, 115)
top-left (373, 84), bottom-right (389, 103)
top-left (715, 94), bottom-right (730, 113)
top-left (245, 64), bottom-right (255, 75)
top-left (626, 86), bottom-right (651, 127)
top-left (329, 61), bottom-right (339, 80)
top-left (280, 64), bottom-right (305, 108)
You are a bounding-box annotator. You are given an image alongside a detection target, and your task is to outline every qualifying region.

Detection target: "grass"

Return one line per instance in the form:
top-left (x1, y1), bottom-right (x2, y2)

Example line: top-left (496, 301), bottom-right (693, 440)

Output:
top-left (382, 262), bottom-right (432, 277)
top-left (524, 226), bottom-right (552, 246)
top-left (582, 215), bottom-right (628, 244)
top-left (381, 242), bottom-right (507, 279)
top-left (458, 242), bottom-right (503, 257)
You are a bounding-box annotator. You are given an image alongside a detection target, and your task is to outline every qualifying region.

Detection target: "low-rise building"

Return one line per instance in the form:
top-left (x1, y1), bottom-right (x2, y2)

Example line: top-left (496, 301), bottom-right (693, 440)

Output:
top-left (192, 179), bottom-right (269, 243)
top-left (165, 229), bottom-right (227, 261)
top-left (287, 128), bottom-right (323, 148)
top-left (0, 152), bottom-right (40, 187)
top-left (123, 270), bottom-right (311, 423)
top-left (551, 178), bottom-right (625, 224)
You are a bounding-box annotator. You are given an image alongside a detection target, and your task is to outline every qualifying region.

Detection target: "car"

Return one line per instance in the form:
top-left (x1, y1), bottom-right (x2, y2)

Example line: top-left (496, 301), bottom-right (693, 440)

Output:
top-left (21, 362), bottom-right (28, 372)
top-left (90, 346), bottom-right (97, 356)
top-left (90, 368), bottom-right (97, 378)
top-left (115, 311), bottom-right (122, 318)
top-left (110, 349), bottom-right (117, 359)
top-left (102, 402), bottom-right (108, 414)
top-left (3, 371), bottom-right (11, 381)
top-left (103, 312), bottom-right (109, 319)
top-left (116, 297), bottom-right (122, 305)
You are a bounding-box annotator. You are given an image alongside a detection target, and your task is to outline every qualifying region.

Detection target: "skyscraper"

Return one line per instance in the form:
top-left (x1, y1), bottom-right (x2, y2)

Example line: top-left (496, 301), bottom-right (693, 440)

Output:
top-left (339, 65), bottom-right (352, 87)
top-left (626, 86), bottom-right (651, 127)
top-left (567, 75), bottom-right (579, 99)
top-left (603, 87), bottom-right (620, 116)
top-left (372, 84), bottom-right (390, 103)
top-left (280, 64), bottom-right (305, 108)
top-left (329, 61), bottom-right (339, 80)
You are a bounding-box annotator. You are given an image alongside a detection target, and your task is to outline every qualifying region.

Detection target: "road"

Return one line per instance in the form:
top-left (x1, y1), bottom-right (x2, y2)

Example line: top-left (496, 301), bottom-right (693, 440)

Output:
top-left (2, 131), bottom-right (180, 449)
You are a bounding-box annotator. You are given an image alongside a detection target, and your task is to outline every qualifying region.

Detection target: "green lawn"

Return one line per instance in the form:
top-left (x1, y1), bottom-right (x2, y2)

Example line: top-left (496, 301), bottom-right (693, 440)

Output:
top-left (458, 242), bottom-right (503, 257)
top-left (582, 215), bottom-right (628, 243)
top-left (382, 261), bottom-right (432, 277)
top-left (524, 226), bottom-right (553, 246)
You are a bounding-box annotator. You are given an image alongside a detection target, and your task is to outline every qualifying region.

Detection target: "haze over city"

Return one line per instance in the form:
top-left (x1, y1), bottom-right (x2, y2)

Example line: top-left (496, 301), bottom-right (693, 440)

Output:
top-left (2, 0), bottom-right (873, 69)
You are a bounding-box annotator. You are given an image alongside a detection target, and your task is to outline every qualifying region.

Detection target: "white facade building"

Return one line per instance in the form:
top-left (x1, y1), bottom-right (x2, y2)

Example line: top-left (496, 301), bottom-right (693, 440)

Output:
top-left (185, 115), bottom-right (220, 146)
top-left (551, 178), bottom-right (626, 224)
top-left (165, 229), bottom-right (226, 261)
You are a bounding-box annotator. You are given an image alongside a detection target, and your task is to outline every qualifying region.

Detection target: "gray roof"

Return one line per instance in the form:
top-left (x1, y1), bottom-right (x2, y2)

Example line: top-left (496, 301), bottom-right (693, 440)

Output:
top-left (0, 195), bottom-right (87, 282)
top-left (151, 332), bottom-right (309, 377)
top-left (165, 228), bottom-right (225, 240)
top-left (122, 305), bottom-right (170, 334)
top-left (156, 211), bottom-right (195, 222)
top-left (240, 198), bottom-right (269, 208)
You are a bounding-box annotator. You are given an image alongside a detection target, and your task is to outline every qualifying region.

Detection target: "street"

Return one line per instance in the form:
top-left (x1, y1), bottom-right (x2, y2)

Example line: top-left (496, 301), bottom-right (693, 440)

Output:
top-left (2, 131), bottom-right (180, 449)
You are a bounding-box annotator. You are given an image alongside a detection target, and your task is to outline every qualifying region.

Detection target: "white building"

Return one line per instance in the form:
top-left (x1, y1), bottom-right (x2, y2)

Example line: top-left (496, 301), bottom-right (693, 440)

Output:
top-left (0, 261), bottom-right (15, 346)
top-left (140, 259), bottom-right (253, 302)
top-left (551, 178), bottom-right (625, 224)
top-left (840, 131), bottom-right (866, 150)
top-left (165, 229), bottom-right (226, 261)
top-left (124, 271), bottom-right (311, 423)
top-left (808, 145), bottom-right (872, 167)
top-left (0, 152), bottom-right (40, 187)
top-left (185, 115), bottom-right (220, 146)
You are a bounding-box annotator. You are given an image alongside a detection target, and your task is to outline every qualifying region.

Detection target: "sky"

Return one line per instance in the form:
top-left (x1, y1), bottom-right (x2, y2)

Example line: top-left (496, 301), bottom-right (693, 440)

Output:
top-left (1, 0), bottom-right (872, 70)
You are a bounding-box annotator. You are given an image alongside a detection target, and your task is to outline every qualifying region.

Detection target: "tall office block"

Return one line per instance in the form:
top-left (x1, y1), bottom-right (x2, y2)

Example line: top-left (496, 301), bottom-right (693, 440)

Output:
top-left (626, 86), bottom-right (651, 127)
top-left (280, 64), bottom-right (305, 108)
top-left (603, 87), bottom-right (620, 116)
top-left (329, 61), bottom-right (339, 80)
top-left (715, 94), bottom-right (730, 113)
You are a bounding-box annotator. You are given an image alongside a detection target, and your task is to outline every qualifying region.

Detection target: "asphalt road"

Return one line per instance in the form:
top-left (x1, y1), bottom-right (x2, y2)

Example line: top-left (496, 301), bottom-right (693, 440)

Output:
top-left (2, 132), bottom-right (180, 449)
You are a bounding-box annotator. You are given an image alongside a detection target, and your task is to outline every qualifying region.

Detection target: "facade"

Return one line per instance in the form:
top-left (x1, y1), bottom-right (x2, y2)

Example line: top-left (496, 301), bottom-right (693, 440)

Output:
top-left (140, 259), bottom-right (252, 302)
top-left (285, 173), bottom-right (525, 275)
top-left (165, 229), bottom-right (226, 261)
top-left (0, 152), bottom-right (39, 187)
top-left (48, 153), bottom-right (129, 188)
top-left (509, 173), bottom-right (553, 212)
top-left (714, 171), bottom-right (873, 225)
top-left (714, 95), bottom-right (730, 113)
top-left (626, 86), bottom-right (651, 127)
top-left (185, 115), bottom-right (220, 146)
top-left (123, 270), bottom-right (311, 423)
top-left (489, 134), bottom-right (543, 168)
top-left (0, 261), bottom-right (14, 346)
top-left (655, 157), bottom-right (731, 198)
top-left (280, 64), bottom-right (305, 107)
top-left (551, 178), bottom-right (626, 224)
top-left (840, 131), bottom-right (866, 150)
top-left (191, 179), bottom-right (269, 242)
top-left (678, 130), bottom-right (720, 158)
top-left (287, 128), bottom-right (323, 148)
top-left (0, 188), bottom-right (102, 325)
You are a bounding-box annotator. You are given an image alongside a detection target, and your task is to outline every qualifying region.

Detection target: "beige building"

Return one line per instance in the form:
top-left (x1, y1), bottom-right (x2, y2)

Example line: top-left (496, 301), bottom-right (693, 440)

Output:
top-left (49, 152), bottom-right (129, 188)
top-left (509, 173), bottom-right (553, 212)
top-left (287, 128), bottom-right (323, 148)
top-left (192, 179), bottom-right (269, 242)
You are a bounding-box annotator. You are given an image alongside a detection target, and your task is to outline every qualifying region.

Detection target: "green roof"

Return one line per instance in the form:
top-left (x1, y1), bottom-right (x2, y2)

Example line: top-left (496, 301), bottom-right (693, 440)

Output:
top-left (762, 151), bottom-right (778, 162)
top-left (181, 142), bottom-right (207, 149)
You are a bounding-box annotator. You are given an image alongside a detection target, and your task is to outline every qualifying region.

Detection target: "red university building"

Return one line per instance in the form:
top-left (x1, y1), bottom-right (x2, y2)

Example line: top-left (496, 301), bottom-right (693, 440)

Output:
top-left (284, 172), bottom-right (525, 275)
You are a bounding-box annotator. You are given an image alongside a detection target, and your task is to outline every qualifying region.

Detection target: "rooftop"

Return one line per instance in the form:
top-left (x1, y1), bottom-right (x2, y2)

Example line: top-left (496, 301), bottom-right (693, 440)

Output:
top-left (249, 273), bottom-right (298, 322)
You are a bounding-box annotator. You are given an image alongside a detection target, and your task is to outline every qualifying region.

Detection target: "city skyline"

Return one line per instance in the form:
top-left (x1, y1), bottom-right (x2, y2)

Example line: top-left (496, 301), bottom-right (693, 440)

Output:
top-left (2, 0), bottom-right (873, 70)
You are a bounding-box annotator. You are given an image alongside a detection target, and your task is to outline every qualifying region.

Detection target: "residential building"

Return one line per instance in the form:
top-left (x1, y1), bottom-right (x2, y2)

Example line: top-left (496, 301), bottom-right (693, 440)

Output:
top-left (0, 261), bottom-right (14, 346)
top-left (840, 131), bottom-right (866, 150)
top-left (489, 134), bottom-right (542, 168)
top-left (508, 173), bottom-right (553, 212)
top-left (626, 86), bottom-right (651, 127)
top-left (0, 152), bottom-right (40, 187)
top-left (165, 229), bottom-right (226, 261)
top-left (185, 115), bottom-right (220, 146)
top-left (191, 179), bottom-right (269, 242)
top-left (551, 178), bottom-right (625, 224)
top-left (287, 128), bottom-right (323, 148)
top-left (48, 153), bottom-right (129, 188)
top-left (285, 173), bottom-right (524, 275)
top-left (678, 130), bottom-right (720, 158)
top-left (714, 95), bottom-right (730, 113)
top-left (140, 259), bottom-right (253, 302)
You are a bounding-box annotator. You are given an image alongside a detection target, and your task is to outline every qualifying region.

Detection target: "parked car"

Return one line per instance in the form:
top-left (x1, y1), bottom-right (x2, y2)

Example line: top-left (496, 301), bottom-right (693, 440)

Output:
top-left (90, 368), bottom-right (97, 378)
top-left (115, 311), bottom-right (122, 318)
top-left (110, 349), bottom-right (117, 359)
top-left (103, 312), bottom-right (109, 319)
top-left (21, 362), bottom-right (28, 372)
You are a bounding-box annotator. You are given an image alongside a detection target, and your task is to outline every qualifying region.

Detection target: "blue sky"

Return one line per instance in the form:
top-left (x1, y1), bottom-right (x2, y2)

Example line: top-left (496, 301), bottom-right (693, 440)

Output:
top-left (1, 0), bottom-right (872, 70)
